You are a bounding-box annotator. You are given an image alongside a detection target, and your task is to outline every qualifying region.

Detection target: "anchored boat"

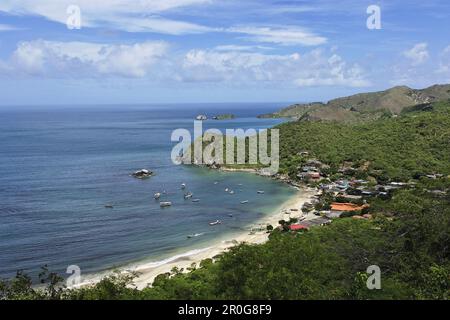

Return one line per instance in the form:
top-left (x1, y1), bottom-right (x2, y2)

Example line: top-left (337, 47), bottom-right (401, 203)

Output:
top-left (160, 201), bottom-right (172, 208)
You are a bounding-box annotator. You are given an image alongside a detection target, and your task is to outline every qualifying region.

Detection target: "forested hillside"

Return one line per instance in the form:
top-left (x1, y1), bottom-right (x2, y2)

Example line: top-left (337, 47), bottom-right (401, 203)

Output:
top-left (277, 100), bottom-right (450, 181)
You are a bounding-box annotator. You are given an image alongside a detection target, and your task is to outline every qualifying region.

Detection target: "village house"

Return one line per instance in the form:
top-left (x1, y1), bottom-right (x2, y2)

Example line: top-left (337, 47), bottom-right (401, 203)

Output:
top-left (326, 202), bottom-right (370, 218)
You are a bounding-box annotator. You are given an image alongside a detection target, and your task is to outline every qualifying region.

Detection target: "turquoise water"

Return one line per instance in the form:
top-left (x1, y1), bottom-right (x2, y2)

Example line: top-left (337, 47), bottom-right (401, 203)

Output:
top-left (0, 104), bottom-right (296, 279)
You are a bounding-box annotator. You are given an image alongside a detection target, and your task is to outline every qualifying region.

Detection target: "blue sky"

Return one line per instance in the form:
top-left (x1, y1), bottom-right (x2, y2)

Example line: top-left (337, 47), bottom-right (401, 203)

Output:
top-left (0, 0), bottom-right (449, 106)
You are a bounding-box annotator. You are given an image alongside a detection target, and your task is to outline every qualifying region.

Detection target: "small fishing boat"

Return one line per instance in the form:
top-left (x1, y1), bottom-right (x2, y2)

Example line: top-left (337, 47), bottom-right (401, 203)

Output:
top-left (225, 188), bottom-right (229, 192)
top-left (214, 181), bottom-right (219, 185)
top-left (160, 201), bottom-right (172, 208)
top-left (228, 214), bottom-right (233, 217)
top-left (187, 233), bottom-right (204, 239)
top-left (181, 183), bottom-right (186, 189)
top-left (104, 204), bottom-right (114, 209)
top-left (229, 190), bottom-right (235, 194)
top-left (132, 169), bottom-right (153, 179)
top-left (240, 200), bottom-right (249, 204)
top-left (154, 193), bottom-right (161, 199)
top-left (209, 220), bottom-right (222, 226)
top-left (192, 199), bottom-right (200, 203)
top-left (184, 192), bottom-right (193, 199)
top-left (257, 191), bottom-right (265, 194)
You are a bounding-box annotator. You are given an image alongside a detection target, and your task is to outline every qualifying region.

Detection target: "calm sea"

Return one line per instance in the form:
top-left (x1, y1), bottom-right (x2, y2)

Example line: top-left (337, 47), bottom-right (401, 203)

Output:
top-left (0, 103), bottom-right (297, 280)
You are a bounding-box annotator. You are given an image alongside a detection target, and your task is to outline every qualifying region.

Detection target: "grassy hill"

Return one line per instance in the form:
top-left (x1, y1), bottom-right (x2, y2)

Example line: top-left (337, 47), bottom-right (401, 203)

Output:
top-left (259, 84), bottom-right (450, 122)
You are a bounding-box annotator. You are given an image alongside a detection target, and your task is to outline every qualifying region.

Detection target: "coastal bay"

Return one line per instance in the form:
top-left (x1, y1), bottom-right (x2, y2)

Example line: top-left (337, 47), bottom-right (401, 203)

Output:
top-left (0, 103), bottom-right (292, 282)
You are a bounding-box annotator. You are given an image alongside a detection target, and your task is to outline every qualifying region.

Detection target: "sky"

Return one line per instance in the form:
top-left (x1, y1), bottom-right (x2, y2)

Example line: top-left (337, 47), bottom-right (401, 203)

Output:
top-left (0, 0), bottom-right (449, 106)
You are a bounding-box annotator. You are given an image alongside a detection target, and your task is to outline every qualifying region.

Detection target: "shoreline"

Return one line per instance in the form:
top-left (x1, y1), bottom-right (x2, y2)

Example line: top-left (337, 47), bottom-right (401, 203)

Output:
top-left (72, 185), bottom-right (318, 290)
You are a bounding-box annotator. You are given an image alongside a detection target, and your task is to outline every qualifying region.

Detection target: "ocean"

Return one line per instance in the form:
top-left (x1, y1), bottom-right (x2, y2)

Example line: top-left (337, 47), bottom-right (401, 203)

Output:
top-left (0, 103), bottom-right (297, 280)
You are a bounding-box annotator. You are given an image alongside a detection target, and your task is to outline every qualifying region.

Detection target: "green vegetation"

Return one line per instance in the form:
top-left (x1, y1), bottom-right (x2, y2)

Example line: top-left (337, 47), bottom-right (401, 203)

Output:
top-left (277, 100), bottom-right (450, 181)
top-left (1, 101), bottom-right (449, 300)
top-left (259, 84), bottom-right (450, 121)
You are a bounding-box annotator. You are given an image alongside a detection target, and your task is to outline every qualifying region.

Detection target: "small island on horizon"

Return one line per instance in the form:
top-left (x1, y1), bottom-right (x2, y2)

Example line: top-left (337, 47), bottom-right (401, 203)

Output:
top-left (213, 114), bottom-right (236, 120)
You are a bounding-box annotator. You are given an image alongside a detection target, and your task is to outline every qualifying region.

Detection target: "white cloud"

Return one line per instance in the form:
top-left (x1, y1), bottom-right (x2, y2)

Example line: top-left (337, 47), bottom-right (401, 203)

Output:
top-left (403, 43), bottom-right (429, 66)
top-left (178, 48), bottom-right (369, 87)
top-left (390, 43), bottom-right (450, 87)
top-left (0, 2), bottom-right (330, 44)
top-left (437, 45), bottom-right (450, 76)
top-left (214, 45), bottom-right (273, 52)
top-left (228, 26), bottom-right (327, 46)
top-left (10, 40), bottom-right (169, 77)
top-left (0, 0), bottom-right (212, 35)
top-left (1, 39), bottom-right (368, 87)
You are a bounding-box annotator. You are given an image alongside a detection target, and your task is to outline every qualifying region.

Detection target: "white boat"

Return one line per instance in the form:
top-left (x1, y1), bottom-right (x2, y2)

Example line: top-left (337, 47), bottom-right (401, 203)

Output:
top-left (209, 220), bottom-right (222, 226)
top-left (187, 233), bottom-right (204, 239)
top-left (181, 183), bottom-right (186, 189)
top-left (229, 190), bottom-right (235, 194)
top-left (184, 192), bottom-right (193, 199)
top-left (225, 188), bottom-right (229, 192)
top-left (240, 200), bottom-right (249, 204)
top-left (192, 199), bottom-right (200, 203)
top-left (132, 169), bottom-right (153, 179)
top-left (257, 191), bottom-right (265, 194)
top-left (160, 201), bottom-right (172, 208)
top-left (154, 193), bottom-right (161, 199)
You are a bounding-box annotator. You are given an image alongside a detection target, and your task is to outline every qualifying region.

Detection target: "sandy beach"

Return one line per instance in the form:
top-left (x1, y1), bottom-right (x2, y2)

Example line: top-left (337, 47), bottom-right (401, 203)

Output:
top-left (132, 187), bottom-right (316, 289)
top-left (71, 186), bottom-right (318, 290)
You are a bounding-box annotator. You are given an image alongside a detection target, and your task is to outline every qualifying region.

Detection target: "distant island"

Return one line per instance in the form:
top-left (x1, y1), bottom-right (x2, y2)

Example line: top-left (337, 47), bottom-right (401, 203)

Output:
top-left (213, 114), bottom-right (236, 120)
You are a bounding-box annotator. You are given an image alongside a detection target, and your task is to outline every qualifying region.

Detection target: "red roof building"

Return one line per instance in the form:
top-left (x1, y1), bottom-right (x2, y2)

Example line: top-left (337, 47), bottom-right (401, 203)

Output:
top-left (331, 202), bottom-right (369, 212)
top-left (289, 224), bottom-right (309, 231)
